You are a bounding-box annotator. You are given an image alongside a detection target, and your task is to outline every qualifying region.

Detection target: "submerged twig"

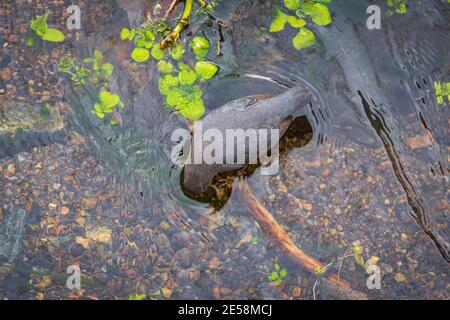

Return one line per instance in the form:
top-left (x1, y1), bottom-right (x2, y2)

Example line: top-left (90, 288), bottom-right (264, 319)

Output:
top-left (237, 180), bottom-right (368, 299)
top-left (165, 0), bottom-right (183, 18)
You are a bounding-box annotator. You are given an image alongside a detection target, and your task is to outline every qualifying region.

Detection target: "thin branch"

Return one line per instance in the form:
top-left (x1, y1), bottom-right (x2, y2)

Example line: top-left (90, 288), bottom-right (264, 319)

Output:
top-left (160, 0), bottom-right (193, 49)
top-left (166, 0), bottom-right (183, 18)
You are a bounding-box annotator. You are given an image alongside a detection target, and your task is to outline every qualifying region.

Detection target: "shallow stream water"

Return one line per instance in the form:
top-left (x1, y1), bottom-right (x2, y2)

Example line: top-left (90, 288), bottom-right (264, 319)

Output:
top-left (0, 0), bottom-right (448, 299)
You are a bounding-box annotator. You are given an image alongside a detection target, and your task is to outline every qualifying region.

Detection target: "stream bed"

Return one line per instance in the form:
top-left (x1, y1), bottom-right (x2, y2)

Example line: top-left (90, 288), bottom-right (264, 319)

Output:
top-left (0, 0), bottom-right (448, 299)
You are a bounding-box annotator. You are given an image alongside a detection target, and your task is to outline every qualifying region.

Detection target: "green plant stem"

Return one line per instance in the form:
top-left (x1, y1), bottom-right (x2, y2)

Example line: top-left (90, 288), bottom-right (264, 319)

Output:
top-left (196, 0), bottom-right (208, 8)
top-left (160, 0), bottom-right (193, 49)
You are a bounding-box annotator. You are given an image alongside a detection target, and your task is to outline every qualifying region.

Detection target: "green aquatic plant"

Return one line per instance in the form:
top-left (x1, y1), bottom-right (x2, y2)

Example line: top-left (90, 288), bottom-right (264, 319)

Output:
top-left (267, 261), bottom-right (288, 286)
top-left (119, 3), bottom-right (219, 120)
top-left (314, 240), bottom-right (380, 280)
top-left (92, 90), bottom-right (124, 120)
top-left (159, 0), bottom-right (215, 49)
top-left (128, 294), bottom-right (146, 300)
top-left (28, 13), bottom-right (65, 46)
top-left (269, 0), bottom-right (332, 50)
top-left (58, 50), bottom-right (114, 85)
top-left (312, 240), bottom-right (379, 298)
top-left (121, 21), bottom-right (171, 63)
top-left (350, 240), bottom-right (366, 267)
top-left (58, 51), bottom-right (121, 124)
top-left (158, 60), bottom-right (218, 120)
top-left (157, 36), bottom-right (218, 120)
top-left (190, 36), bottom-right (210, 60)
top-left (434, 81), bottom-right (450, 105)
top-left (83, 50), bottom-right (114, 83)
top-left (58, 56), bottom-right (89, 85)
top-left (386, 0), bottom-right (408, 15)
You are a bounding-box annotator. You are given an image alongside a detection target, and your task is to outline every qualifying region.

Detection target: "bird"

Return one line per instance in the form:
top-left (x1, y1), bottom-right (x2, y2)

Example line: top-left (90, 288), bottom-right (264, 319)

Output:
top-left (182, 85), bottom-right (313, 195)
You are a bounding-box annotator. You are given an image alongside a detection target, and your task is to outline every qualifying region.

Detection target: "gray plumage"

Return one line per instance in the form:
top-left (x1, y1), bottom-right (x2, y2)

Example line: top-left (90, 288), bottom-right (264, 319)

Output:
top-left (183, 85), bottom-right (312, 195)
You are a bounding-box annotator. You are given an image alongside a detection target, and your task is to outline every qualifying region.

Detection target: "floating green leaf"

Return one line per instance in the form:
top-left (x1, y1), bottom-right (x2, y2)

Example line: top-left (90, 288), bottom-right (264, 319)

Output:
top-left (128, 29), bottom-right (136, 41)
top-left (268, 272), bottom-right (278, 281)
top-left (157, 61), bottom-right (174, 74)
top-left (101, 63), bottom-right (114, 76)
top-left (179, 98), bottom-right (205, 121)
top-left (151, 45), bottom-right (164, 60)
top-left (29, 13), bottom-right (65, 43)
top-left (159, 74), bottom-right (180, 95)
top-left (387, 0), bottom-right (408, 15)
top-left (178, 68), bottom-right (197, 85)
top-left (120, 28), bottom-right (130, 41)
top-left (92, 90), bottom-right (124, 120)
top-left (170, 44), bottom-right (185, 61)
top-left (145, 30), bottom-right (155, 41)
top-left (30, 14), bottom-right (48, 37)
top-left (301, 2), bottom-right (332, 26)
top-left (434, 80), bottom-right (450, 105)
top-left (190, 36), bottom-right (210, 60)
top-left (287, 15), bottom-right (306, 28)
top-left (136, 38), bottom-right (153, 49)
top-left (292, 27), bottom-right (315, 50)
top-left (178, 63), bottom-right (191, 71)
top-left (269, 8), bottom-right (288, 32)
top-left (284, 0), bottom-right (301, 10)
top-left (267, 260), bottom-right (287, 286)
top-left (128, 294), bottom-right (146, 300)
top-left (164, 84), bottom-right (204, 120)
top-left (195, 61), bottom-right (219, 82)
top-left (99, 91), bottom-right (122, 109)
top-left (315, 266), bottom-right (326, 276)
top-left (131, 47), bottom-right (150, 63)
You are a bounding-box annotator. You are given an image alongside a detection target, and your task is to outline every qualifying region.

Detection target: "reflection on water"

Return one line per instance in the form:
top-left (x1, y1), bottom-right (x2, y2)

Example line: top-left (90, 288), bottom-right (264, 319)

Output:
top-left (0, 0), bottom-right (448, 299)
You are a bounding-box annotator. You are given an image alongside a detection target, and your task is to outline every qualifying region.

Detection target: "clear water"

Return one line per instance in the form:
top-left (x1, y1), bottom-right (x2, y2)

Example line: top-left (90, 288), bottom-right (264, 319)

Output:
top-left (0, 0), bottom-right (448, 299)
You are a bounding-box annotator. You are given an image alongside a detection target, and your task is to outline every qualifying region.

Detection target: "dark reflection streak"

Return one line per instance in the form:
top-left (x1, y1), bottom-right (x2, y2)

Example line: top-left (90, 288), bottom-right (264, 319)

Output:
top-left (310, 109), bottom-right (319, 127)
top-left (359, 91), bottom-right (449, 263)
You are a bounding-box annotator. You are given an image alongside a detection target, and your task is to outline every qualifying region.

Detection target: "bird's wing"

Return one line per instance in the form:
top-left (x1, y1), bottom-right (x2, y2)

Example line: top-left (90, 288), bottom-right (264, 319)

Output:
top-left (211, 94), bottom-right (273, 114)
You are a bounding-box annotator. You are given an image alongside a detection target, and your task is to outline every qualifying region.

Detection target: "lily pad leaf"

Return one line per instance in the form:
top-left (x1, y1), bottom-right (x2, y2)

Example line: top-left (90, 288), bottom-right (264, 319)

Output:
top-left (101, 63), bottom-right (114, 76)
top-left (99, 91), bottom-right (120, 109)
top-left (178, 69), bottom-right (197, 85)
top-left (145, 30), bottom-right (155, 41)
top-left (301, 2), bottom-right (332, 26)
top-left (180, 99), bottom-right (205, 121)
top-left (269, 8), bottom-right (288, 32)
top-left (151, 45), bottom-right (164, 60)
top-left (170, 44), bottom-right (185, 61)
top-left (292, 27), bottom-right (315, 50)
top-left (120, 28), bottom-right (130, 41)
top-left (195, 61), bottom-right (219, 82)
top-left (159, 74), bottom-right (179, 95)
top-left (284, 0), bottom-right (301, 10)
top-left (268, 272), bottom-right (278, 281)
top-left (42, 28), bottom-right (65, 42)
top-left (131, 47), bottom-right (150, 63)
top-left (136, 38), bottom-right (153, 49)
top-left (287, 16), bottom-right (306, 28)
top-left (157, 61), bottom-right (174, 74)
top-left (30, 14), bottom-right (48, 37)
top-left (190, 36), bottom-right (210, 60)
top-left (178, 63), bottom-right (192, 71)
